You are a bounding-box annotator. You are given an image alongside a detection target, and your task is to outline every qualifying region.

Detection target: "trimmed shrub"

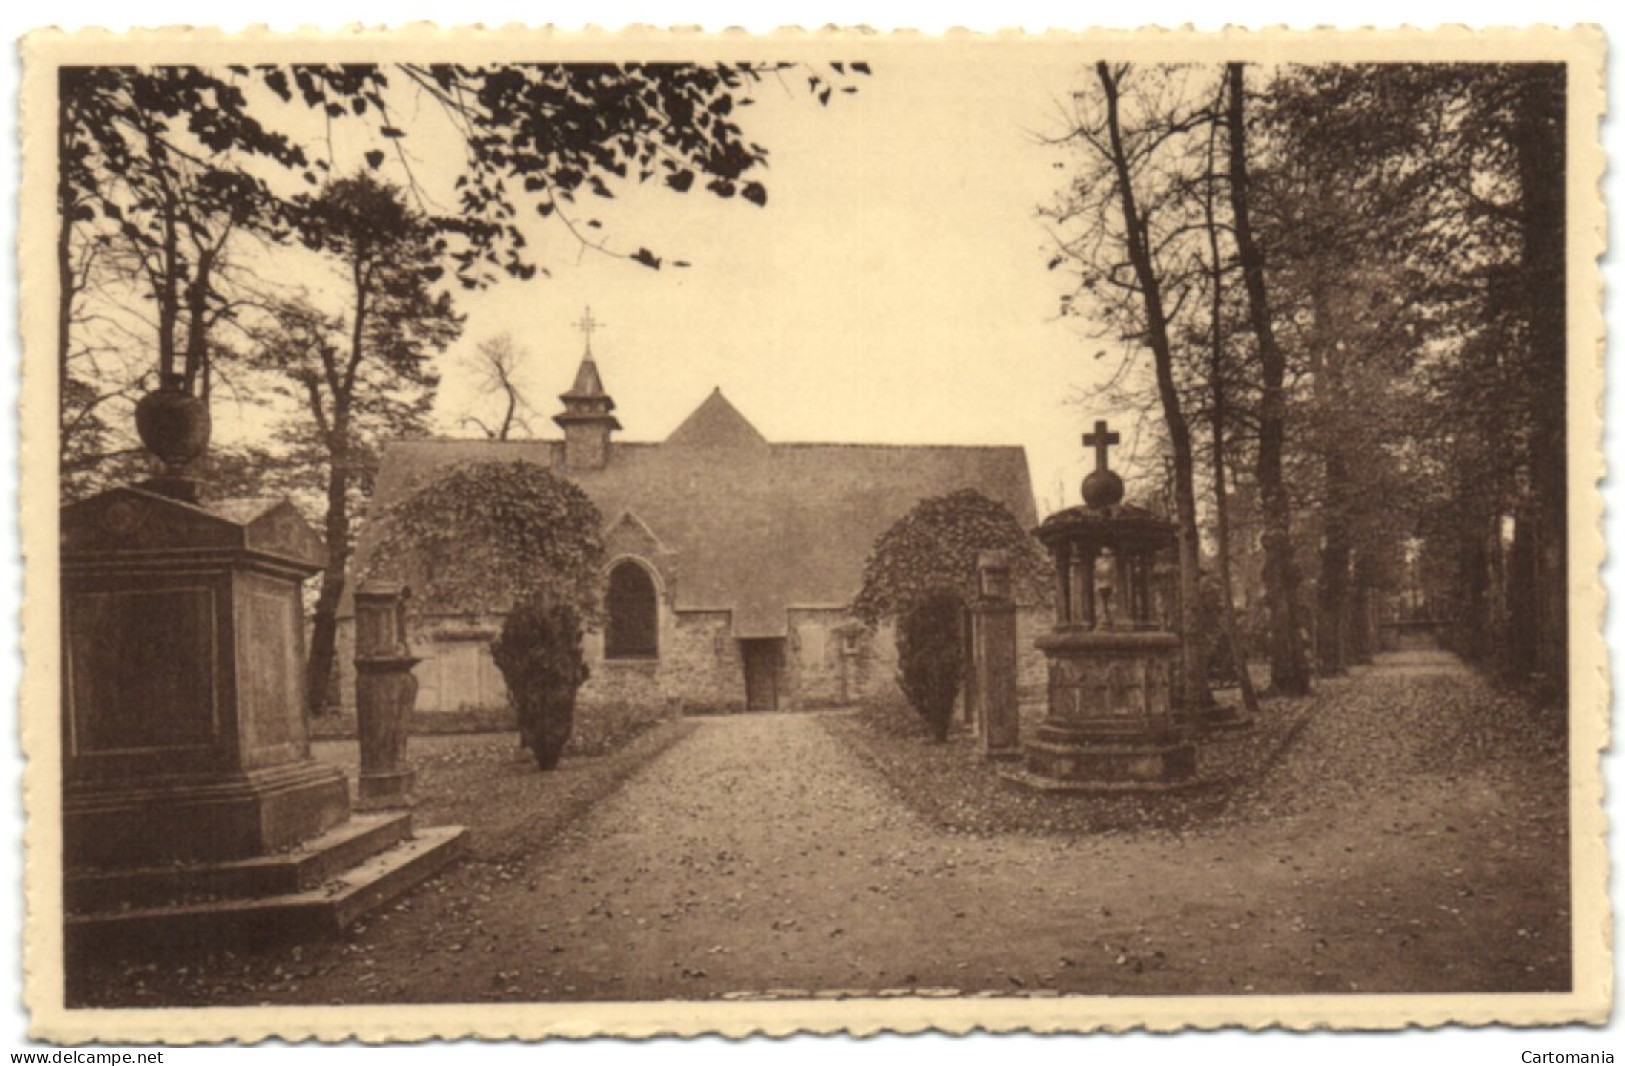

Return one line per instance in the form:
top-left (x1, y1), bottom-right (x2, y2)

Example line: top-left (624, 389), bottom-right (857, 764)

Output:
top-left (896, 588), bottom-right (965, 743)
top-left (491, 598), bottom-right (590, 771)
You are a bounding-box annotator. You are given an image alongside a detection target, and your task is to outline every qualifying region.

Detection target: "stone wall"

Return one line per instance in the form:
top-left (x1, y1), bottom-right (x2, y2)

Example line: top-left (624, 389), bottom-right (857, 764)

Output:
top-left (337, 615), bottom-right (503, 715)
top-left (337, 603), bottom-right (749, 715)
top-left (786, 609), bottom-right (849, 708)
top-left (784, 609), bottom-right (894, 708)
top-left (333, 599), bottom-right (1051, 716)
top-left (584, 608), bottom-right (742, 714)
top-left (410, 619), bottom-right (505, 714)
top-left (657, 611), bottom-right (743, 714)
top-left (334, 621), bottom-right (358, 711)
top-left (580, 614), bottom-right (662, 709)
top-left (787, 606), bottom-right (1049, 709)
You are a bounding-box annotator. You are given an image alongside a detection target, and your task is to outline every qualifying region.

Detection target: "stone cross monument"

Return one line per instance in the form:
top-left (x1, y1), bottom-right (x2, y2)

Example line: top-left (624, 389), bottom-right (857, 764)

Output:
top-left (1015, 419), bottom-right (1197, 789)
top-left (1083, 419), bottom-right (1120, 476)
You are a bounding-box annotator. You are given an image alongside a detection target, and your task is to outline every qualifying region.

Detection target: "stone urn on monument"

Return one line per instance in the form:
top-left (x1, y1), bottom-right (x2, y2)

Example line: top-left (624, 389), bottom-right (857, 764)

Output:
top-left (1015, 420), bottom-right (1197, 790)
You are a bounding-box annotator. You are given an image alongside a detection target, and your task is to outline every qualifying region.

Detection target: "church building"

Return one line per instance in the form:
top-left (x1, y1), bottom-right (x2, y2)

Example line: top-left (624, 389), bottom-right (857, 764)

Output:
top-left (341, 332), bottom-right (1045, 716)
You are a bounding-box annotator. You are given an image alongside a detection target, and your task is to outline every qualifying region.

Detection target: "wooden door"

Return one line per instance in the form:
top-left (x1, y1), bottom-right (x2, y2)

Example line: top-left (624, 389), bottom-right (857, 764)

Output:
top-left (741, 639), bottom-right (781, 713)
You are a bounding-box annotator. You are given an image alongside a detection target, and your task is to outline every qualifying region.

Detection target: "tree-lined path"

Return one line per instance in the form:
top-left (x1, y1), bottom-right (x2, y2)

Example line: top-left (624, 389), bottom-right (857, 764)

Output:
top-left (72, 663), bottom-right (1568, 1007)
top-left (1359, 648), bottom-right (1474, 678)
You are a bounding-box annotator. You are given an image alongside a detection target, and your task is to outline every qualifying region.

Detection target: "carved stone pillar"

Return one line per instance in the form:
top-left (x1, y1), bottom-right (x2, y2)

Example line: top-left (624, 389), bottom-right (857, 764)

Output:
top-left (971, 551), bottom-right (1021, 759)
top-left (354, 581), bottom-right (421, 811)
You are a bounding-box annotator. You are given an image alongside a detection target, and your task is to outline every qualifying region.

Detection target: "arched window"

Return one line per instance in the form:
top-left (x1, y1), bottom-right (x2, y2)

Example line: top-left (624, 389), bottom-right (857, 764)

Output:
top-left (605, 560), bottom-right (658, 659)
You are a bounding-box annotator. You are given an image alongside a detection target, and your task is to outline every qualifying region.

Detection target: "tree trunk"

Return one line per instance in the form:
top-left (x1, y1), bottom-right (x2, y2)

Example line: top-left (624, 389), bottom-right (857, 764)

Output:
top-left (499, 386), bottom-right (516, 441)
top-left (1226, 62), bottom-right (1311, 696)
top-left (1096, 61), bottom-right (1211, 713)
top-left (1211, 403), bottom-right (1260, 717)
top-left (1199, 111), bottom-right (1259, 720)
top-left (57, 183), bottom-right (81, 474)
top-left (1307, 279), bottom-right (1350, 677)
top-left (1348, 576), bottom-right (1374, 664)
top-left (1172, 496), bottom-right (1209, 713)
top-left (305, 424), bottom-right (350, 718)
top-left (1513, 66), bottom-right (1567, 691)
top-left (307, 256), bottom-right (372, 717)
top-left (181, 245), bottom-right (218, 396)
top-left (151, 150), bottom-right (182, 382)
top-left (1316, 452), bottom-right (1352, 675)
top-left (1505, 505), bottom-right (1538, 674)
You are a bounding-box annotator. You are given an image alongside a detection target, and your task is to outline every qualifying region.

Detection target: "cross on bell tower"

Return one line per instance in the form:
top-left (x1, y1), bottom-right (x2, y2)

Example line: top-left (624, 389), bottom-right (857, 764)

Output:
top-left (1083, 419), bottom-right (1120, 473)
top-left (573, 305), bottom-right (604, 356)
top-left (556, 305), bottom-right (621, 471)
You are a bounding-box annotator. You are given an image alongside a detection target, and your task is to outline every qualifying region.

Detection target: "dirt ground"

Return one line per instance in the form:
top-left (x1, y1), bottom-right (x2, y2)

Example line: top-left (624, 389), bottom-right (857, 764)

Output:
top-left (69, 653), bottom-right (1571, 1005)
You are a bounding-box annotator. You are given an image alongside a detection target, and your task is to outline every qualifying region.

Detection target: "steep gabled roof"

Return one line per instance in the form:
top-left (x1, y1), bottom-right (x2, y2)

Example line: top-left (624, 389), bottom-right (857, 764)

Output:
top-left (351, 396), bottom-right (1038, 637)
top-left (664, 388), bottom-right (768, 449)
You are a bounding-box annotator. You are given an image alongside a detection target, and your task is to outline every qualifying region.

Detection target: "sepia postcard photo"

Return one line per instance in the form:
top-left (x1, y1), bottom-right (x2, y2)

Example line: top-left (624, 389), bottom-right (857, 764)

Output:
top-left (12, 19), bottom-right (1612, 1043)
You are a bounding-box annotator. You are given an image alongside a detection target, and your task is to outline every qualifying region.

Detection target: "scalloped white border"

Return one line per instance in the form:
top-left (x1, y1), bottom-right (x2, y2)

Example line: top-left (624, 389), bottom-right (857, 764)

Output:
top-left (15, 23), bottom-right (1610, 1042)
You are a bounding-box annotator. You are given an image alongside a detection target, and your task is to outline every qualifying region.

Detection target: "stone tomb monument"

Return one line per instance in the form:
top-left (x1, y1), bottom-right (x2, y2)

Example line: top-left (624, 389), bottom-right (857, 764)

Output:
top-left (1015, 421), bottom-right (1197, 789)
top-left (61, 476), bottom-right (466, 951)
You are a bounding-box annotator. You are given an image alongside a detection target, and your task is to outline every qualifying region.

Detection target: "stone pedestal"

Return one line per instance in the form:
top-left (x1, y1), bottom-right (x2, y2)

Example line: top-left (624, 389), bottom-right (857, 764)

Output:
top-left (61, 487), bottom-right (348, 864)
top-left (1022, 629), bottom-right (1195, 788)
top-left (60, 486), bottom-right (467, 952)
top-left (971, 551), bottom-right (1021, 759)
top-left (354, 582), bottom-right (419, 811)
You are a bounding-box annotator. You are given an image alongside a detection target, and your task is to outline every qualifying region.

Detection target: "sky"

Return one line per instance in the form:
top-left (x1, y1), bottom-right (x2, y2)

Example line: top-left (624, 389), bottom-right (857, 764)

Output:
top-left (234, 51), bottom-right (1142, 518)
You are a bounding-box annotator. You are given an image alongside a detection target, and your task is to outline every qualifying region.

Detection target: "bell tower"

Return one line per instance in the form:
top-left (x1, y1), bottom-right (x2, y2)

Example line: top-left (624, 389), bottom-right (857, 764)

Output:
top-left (553, 306), bottom-right (621, 471)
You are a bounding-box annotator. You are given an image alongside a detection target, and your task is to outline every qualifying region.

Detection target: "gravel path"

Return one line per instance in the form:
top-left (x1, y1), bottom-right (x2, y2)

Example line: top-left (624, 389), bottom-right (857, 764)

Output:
top-left (331, 701), bottom-right (1565, 1000)
top-left (72, 663), bottom-right (1570, 1004)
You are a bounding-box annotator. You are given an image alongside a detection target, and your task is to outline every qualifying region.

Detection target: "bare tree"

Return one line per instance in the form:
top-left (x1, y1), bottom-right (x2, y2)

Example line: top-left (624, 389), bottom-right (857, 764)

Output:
top-left (58, 61), bottom-right (865, 490)
top-left (459, 333), bottom-right (537, 441)
top-left (1046, 61), bottom-right (1216, 714)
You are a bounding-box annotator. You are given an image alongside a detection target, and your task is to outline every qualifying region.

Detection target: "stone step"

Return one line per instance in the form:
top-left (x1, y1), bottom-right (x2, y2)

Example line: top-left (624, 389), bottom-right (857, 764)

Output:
top-left (65, 813), bottom-right (416, 913)
top-left (65, 825), bottom-right (468, 956)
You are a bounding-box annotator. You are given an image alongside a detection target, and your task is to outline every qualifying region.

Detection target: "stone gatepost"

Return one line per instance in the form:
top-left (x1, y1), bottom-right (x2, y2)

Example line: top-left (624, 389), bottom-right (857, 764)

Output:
top-left (354, 581), bottom-right (421, 811)
top-left (972, 550), bottom-right (1022, 759)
